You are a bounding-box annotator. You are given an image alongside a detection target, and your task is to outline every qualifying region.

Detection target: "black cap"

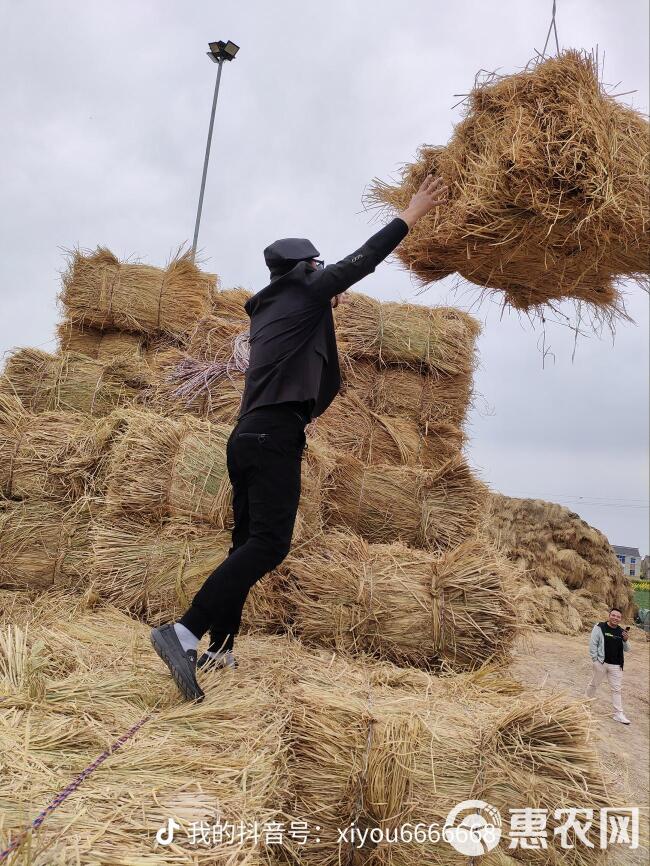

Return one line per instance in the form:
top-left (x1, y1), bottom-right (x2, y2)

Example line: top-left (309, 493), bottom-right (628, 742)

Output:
top-left (264, 237), bottom-right (320, 271)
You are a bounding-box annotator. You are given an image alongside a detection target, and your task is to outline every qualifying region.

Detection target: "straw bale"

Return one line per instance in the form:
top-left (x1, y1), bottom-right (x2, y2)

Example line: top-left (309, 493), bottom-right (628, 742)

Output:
top-left (56, 320), bottom-right (146, 360)
top-left (139, 349), bottom-right (245, 424)
top-left (104, 410), bottom-right (232, 526)
top-left (60, 247), bottom-right (217, 339)
top-left (0, 598), bottom-right (618, 865)
top-left (89, 519), bottom-right (233, 624)
top-left (368, 50), bottom-right (649, 317)
top-left (486, 493), bottom-right (635, 627)
top-left (342, 356), bottom-right (473, 428)
top-left (0, 349), bottom-right (150, 415)
top-left (325, 451), bottom-right (488, 550)
top-left (210, 286), bottom-right (253, 319)
top-left (0, 499), bottom-right (93, 590)
top-left (0, 602), bottom-right (282, 864)
top-left (334, 290), bottom-right (480, 375)
top-left (0, 395), bottom-right (124, 501)
top-left (187, 314), bottom-right (249, 362)
top-left (276, 529), bottom-right (520, 669)
top-left (104, 408), bottom-right (334, 536)
top-left (310, 391), bottom-right (464, 469)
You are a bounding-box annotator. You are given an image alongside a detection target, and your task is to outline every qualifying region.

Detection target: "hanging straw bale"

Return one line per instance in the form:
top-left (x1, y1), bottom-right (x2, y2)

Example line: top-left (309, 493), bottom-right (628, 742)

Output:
top-left (341, 356), bottom-right (473, 428)
top-left (486, 493), bottom-right (635, 625)
top-left (0, 601), bottom-right (283, 865)
top-left (274, 529), bottom-right (520, 670)
top-left (0, 395), bottom-right (124, 501)
top-left (0, 498), bottom-right (94, 591)
top-left (324, 452), bottom-right (488, 551)
top-left (104, 410), bottom-right (232, 527)
top-left (60, 246), bottom-right (217, 339)
top-left (311, 391), bottom-right (464, 470)
top-left (0, 598), bottom-right (618, 865)
top-left (210, 286), bottom-right (253, 320)
top-left (0, 348), bottom-right (150, 416)
top-left (368, 50), bottom-right (650, 317)
top-left (89, 519), bottom-right (233, 624)
top-left (334, 290), bottom-right (480, 375)
top-left (56, 320), bottom-right (146, 361)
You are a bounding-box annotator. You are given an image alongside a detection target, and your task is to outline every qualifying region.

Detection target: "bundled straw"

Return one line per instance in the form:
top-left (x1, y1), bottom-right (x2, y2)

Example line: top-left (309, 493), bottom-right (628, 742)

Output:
top-left (187, 314), bottom-right (250, 362)
top-left (210, 285), bottom-right (253, 319)
top-left (334, 291), bottom-right (480, 375)
top-left (276, 529), bottom-right (520, 669)
top-left (325, 451), bottom-right (488, 550)
top-left (0, 394), bottom-right (123, 501)
top-left (0, 597), bottom-right (618, 866)
top-left (311, 391), bottom-right (464, 469)
top-left (0, 601), bottom-right (282, 865)
top-left (0, 349), bottom-right (150, 415)
top-left (342, 357), bottom-right (473, 428)
top-left (57, 320), bottom-right (146, 360)
top-left (368, 50), bottom-right (650, 318)
top-left (0, 498), bottom-right (93, 590)
top-left (90, 519), bottom-right (232, 623)
top-left (104, 410), bottom-right (232, 527)
top-left (104, 408), bottom-right (334, 536)
top-left (60, 247), bottom-right (217, 339)
top-left (485, 493), bottom-right (635, 628)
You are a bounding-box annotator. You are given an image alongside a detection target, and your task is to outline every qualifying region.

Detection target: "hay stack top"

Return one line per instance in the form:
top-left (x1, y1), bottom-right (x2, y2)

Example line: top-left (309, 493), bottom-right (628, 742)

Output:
top-left (60, 247), bottom-right (219, 339)
top-left (369, 50), bottom-right (650, 318)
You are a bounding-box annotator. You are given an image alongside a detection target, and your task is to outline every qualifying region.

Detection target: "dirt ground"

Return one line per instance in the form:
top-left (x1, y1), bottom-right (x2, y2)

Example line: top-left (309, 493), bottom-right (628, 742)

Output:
top-left (508, 627), bottom-right (649, 865)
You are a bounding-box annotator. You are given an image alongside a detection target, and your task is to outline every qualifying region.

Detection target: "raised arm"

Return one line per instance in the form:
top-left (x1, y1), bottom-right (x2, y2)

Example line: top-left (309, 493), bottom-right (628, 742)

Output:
top-left (314, 175), bottom-right (448, 304)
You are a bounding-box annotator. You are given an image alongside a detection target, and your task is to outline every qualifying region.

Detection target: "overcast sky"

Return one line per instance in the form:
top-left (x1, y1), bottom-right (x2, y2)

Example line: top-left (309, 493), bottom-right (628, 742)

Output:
top-left (1, 0), bottom-right (648, 554)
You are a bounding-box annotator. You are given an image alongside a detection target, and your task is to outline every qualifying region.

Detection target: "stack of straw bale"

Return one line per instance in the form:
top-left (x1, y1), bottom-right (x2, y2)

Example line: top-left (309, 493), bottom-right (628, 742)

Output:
top-left (485, 493), bottom-right (636, 632)
top-left (0, 594), bottom-right (621, 865)
top-left (57, 320), bottom-right (147, 361)
top-left (368, 50), bottom-right (650, 318)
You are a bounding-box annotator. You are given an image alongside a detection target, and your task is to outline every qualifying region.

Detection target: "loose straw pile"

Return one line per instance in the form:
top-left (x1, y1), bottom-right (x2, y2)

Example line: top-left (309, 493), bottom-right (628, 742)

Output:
top-left (485, 493), bottom-right (635, 631)
top-left (368, 50), bottom-right (649, 319)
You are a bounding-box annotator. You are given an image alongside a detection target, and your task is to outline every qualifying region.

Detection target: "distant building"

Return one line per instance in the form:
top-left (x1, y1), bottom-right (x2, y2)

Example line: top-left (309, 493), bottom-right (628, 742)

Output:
top-left (612, 545), bottom-right (641, 578)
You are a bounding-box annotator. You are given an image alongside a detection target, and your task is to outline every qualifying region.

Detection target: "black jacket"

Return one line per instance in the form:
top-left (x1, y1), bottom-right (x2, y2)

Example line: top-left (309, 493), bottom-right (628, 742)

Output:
top-left (239, 217), bottom-right (409, 421)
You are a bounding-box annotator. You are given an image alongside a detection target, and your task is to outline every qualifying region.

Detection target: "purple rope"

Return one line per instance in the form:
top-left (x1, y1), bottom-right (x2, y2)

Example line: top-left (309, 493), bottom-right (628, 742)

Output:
top-left (0, 712), bottom-right (153, 861)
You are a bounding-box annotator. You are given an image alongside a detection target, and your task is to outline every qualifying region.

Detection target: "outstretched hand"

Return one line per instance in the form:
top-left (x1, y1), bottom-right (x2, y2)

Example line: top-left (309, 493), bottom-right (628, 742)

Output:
top-left (398, 174), bottom-right (448, 229)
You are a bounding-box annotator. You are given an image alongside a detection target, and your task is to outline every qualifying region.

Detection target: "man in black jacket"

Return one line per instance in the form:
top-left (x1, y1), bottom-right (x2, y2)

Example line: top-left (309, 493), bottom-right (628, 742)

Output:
top-left (151, 174), bottom-right (447, 700)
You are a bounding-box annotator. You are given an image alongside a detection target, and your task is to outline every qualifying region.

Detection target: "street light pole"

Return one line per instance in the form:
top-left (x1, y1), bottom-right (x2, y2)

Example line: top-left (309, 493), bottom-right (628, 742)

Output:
top-left (192, 58), bottom-right (224, 255)
top-left (191, 40), bottom-right (240, 257)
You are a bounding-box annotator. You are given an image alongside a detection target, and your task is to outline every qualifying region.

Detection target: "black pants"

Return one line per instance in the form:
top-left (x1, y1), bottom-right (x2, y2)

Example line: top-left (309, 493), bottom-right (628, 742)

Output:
top-left (178, 404), bottom-right (307, 651)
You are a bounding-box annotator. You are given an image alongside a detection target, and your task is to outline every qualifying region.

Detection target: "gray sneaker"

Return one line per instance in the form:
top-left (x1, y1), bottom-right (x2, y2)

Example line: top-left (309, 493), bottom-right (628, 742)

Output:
top-left (150, 623), bottom-right (205, 702)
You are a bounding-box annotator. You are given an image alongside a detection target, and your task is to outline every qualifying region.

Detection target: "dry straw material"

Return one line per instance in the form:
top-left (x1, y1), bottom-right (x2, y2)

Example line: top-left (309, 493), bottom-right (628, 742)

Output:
top-left (334, 291), bottom-right (480, 375)
top-left (342, 357), bottom-right (473, 429)
top-left (104, 410), bottom-right (232, 526)
top-left (187, 314), bottom-right (249, 362)
top-left (486, 493), bottom-right (635, 630)
top-left (275, 529), bottom-right (520, 669)
top-left (325, 451), bottom-right (488, 551)
top-left (0, 499), bottom-right (93, 590)
top-left (310, 391), bottom-right (465, 470)
top-left (0, 596), bottom-right (618, 866)
top-left (369, 50), bottom-right (650, 318)
top-left (0, 394), bottom-right (122, 501)
top-left (57, 320), bottom-right (146, 360)
top-left (210, 285), bottom-right (253, 320)
top-left (0, 349), bottom-right (150, 416)
top-left (60, 247), bottom-right (217, 339)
